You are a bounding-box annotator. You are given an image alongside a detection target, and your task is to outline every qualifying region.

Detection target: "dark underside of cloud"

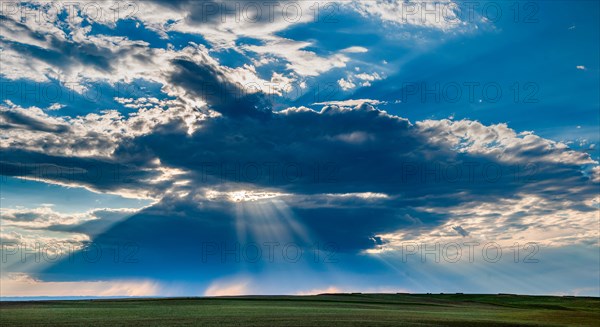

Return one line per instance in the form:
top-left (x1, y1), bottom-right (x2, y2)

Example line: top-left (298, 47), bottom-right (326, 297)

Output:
top-left (168, 59), bottom-right (272, 119)
top-left (4, 99), bottom-right (596, 281)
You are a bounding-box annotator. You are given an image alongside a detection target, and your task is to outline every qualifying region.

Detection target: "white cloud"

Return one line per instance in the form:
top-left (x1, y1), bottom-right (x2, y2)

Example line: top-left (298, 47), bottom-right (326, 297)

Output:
top-left (335, 71), bottom-right (384, 90)
top-left (1, 274), bottom-right (161, 297)
top-left (0, 206), bottom-right (143, 259)
top-left (591, 166), bottom-right (600, 183)
top-left (368, 194), bottom-right (600, 254)
top-left (342, 46), bottom-right (369, 53)
top-left (313, 99), bottom-right (387, 107)
top-left (417, 119), bottom-right (596, 166)
top-left (337, 78), bottom-right (356, 91)
top-left (2, 206), bottom-right (137, 229)
top-left (0, 225), bottom-right (90, 255)
top-left (355, 72), bottom-right (383, 86)
top-left (243, 37), bottom-right (349, 76)
top-left (355, 72), bottom-right (382, 82)
top-left (0, 97), bottom-right (207, 157)
top-left (205, 190), bottom-right (288, 203)
top-left (47, 103), bottom-right (65, 111)
top-left (204, 278), bottom-right (252, 296)
top-left (347, 0), bottom-right (464, 30)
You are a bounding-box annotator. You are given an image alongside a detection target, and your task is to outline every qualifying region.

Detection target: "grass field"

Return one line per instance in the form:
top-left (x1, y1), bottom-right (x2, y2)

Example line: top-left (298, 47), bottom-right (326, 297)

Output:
top-left (1, 293), bottom-right (599, 326)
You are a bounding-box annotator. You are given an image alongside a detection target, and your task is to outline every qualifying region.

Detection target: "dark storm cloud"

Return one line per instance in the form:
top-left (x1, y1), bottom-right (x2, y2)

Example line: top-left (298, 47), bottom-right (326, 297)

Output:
top-left (452, 225), bottom-right (469, 237)
top-left (39, 194), bottom-right (424, 281)
top-left (3, 101), bottom-right (597, 236)
top-left (44, 209), bottom-right (136, 238)
top-left (3, 95), bottom-right (598, 264)
top-left (168, 58), bottom-right (272, 118)
top-left (40, 199), bottom-right (240, 281)
top-left (150, 0), bottom-right (303, 25)
top-left (113, 103), bottom-right (598, 207)
top-left (0, 149), bottom-right (168, 196)
top-left (0, 109), bottom-right (69, 133)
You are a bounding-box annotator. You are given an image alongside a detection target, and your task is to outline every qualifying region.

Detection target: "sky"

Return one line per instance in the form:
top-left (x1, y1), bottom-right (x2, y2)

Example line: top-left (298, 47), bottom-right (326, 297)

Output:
top-left (0, 0), bottom-right (599, 298)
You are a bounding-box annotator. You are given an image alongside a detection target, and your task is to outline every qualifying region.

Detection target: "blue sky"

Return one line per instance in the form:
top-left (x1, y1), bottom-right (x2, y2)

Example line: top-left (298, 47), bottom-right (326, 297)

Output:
top-left (1, 1), bottom-right (599, 297)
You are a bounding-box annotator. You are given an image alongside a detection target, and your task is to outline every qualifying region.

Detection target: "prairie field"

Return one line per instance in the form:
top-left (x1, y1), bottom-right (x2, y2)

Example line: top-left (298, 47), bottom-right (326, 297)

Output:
top-left (1, 293), bottom-right (599, 326)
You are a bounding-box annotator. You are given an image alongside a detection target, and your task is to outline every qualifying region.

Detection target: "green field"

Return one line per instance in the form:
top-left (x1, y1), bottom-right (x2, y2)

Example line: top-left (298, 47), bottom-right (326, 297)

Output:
top-left (1, 294), bottom-right (599, 326)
